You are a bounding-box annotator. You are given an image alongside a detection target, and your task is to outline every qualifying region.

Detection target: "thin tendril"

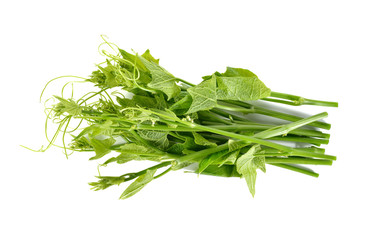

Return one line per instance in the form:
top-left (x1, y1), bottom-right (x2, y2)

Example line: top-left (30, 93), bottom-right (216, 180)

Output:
top-left (40, 75), bottom-right (87, 102)
top-left (61, 81), bottom-right (75, 99)
top-left (67, 118), bottom-right (84, 133)
top-left (62, 116), bottom-right (72, 158)
top-left (101, 50), bottom-right (144, 84)
top-left (71, 82), bottom-right (74, 98)
top-left (103, 89), bottom-right (115, 106)
top-left (97, 164), bottom-right (102, 176)
top-left (77, 91), bottom-right (101, 104)
top-left (78, 88), bottom-right (109, 105)
top-left (98, 35), bottom-right (119, 56)
top-left (111, 90), bottom-right (125, 98)
top-left (100, 48), bottom-right (155, 93)
top-left (43, 116), bottom-right (68, 152)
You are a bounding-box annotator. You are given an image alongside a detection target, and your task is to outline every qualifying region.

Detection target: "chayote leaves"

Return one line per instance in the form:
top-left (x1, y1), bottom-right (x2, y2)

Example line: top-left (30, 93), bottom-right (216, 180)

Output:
top-left (216, 67), bottom-right (271, 101)
top-left (137, 129), bottom-right (169, 150)
top-left (120, 169), bottom-right (157, 199)
top-left (138, 55), bottom-right (180, 100)
top-left (235, 144), bottom-right (266, 197)
top-left (186, 75), bottom-right (217, 114)
top-left (89, 137), bottom-right (116, 160)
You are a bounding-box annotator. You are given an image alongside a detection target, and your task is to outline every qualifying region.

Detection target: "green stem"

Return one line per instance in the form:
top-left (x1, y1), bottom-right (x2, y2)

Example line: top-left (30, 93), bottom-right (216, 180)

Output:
top-left (221, 100), bottom-right (331, 130)
top-left (177, 78), bottom-right (196, 87)
top-left (178, 142), bottom-right (231, 162)
top-left (141, 108), bottom-right (336, 160)
top-left (210, 109), bottom-right (249, 122)
top-left (210, 123), bottom-right (329, 139)
top-left (112, 124), bottom-right (328, 140)
top-left (189, 124), bottom-right (335, 160)
top-left (261, 98), bottom-right (299, 106)
top-left (269, 92), bottom-right (339, 107)
top-left (176, 77), bottom-right (337, 108)
top-left (265, 157), bottom-right (332, 165)
top-left (259, 147), bottom-right (325, 156)
top-left (253, 112), bottom-right (328, 139)
top-left (154, 167), bottom-right (172, 179)
top-left (197, 163), bottom-right (319, 178)
top-left (201, 132), bottom-right (327, 146)
top-left (120, 161), bottom-right (172, 182)
top-left (268, 163), bottom-right (319, 177)
top-left (268, 136), bottom-right (329, 145)
top-left (197, 111), bottom-right (233, 125)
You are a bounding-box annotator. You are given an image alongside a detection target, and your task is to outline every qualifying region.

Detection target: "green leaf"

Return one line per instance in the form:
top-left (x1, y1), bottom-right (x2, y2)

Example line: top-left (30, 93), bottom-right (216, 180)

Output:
top-left (89, 176), bottom-right (125, 191)
top-left (186, 75), bottom-right (217, 113)
top-left (138, 56), bottom-right (180, 100)
top-left (192, 132), bottom-right (217, 147)
top-left (198, 151), bottom-right (226, 173)
top-left (154, 93), bottom-right (168, 109)
top-left (102, 143), bottom-right (161, 165)
top-left (103, 152), bottom-right (162, 165)
top-left (228, 139), bottom-right (248, 151)
top-left (103, 153), bottom-right (134, 165)
top-left (151, 108), bottom-right (179, 121)
top-left (119, 143), bottom-right (156, 154)
top-left (218, 150), bottom-right (240, 166)
top-left (89, 70), bottom-right (106, 86)
top-left (210, 67), bottom-right (270, 101)
top-left (141, 49), bottom-right (159, 64)
top-left (235, 144), bottom-right (266, 197)
top-left (97, 60), bottom-right (120, 88)
top-left (221, 67), bottom-right (257, 78)
top-left (137, 130), bottom-right (169, 150)
top-left (117, 95), bottom-right (157, 109)
top-left (120, 169), bottom-right (157, 199)
top-left (116, 96), bottom-right (136, 108)
top-left (216, 75), bottom-right (271, 101)
top-left (167, 143), bottom-right (185, 155)
top-left (198, 149), bottom-right (240, 173)
top-left (121, 108), bottom-right (159, 123)
top-left (118, 48), bottom-right (147, 72)
top-left (89, 137), bottom-right (116, 160)
top-left (170, 94), bottom-right (192, 115)
top-left (84, 120), bottom-right (115, 137)
top-left (53, 96), bottom-right (82, 116)
top-left (198, 165), bottom-right (240, 178)
top-left (183, 136), bottom-right (204, 151)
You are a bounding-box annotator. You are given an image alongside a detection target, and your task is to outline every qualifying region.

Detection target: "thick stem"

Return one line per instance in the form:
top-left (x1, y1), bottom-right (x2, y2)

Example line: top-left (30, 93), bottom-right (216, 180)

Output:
top-left (219, 100), bottom-right (331, 130)
top-left (253, 112), bottom-right (328, 139)
top-left (142, 108), bottom-right (336, 160)
top-left (188, 124), bottom-right (336, 160)
top-left (214, 122), bottom-right (330, 139)
top-left (176, 77), bottom-right (337, 108)
top-left (113, 123), bottom-right (329, 139)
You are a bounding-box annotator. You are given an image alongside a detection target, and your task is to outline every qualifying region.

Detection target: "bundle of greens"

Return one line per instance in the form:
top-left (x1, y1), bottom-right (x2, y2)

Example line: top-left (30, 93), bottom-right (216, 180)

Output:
top-left (34, 38), bottom-right (337, 199)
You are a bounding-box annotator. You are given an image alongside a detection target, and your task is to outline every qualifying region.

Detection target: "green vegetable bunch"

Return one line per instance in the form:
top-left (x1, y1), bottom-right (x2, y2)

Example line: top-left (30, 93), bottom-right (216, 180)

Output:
top-left (33, 37), bottom-right (337, 199)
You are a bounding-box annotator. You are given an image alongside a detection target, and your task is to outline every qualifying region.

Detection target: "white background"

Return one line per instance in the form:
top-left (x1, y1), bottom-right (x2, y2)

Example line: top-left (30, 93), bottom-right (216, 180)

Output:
top-left (1, 0), bottom-right (373, 239)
